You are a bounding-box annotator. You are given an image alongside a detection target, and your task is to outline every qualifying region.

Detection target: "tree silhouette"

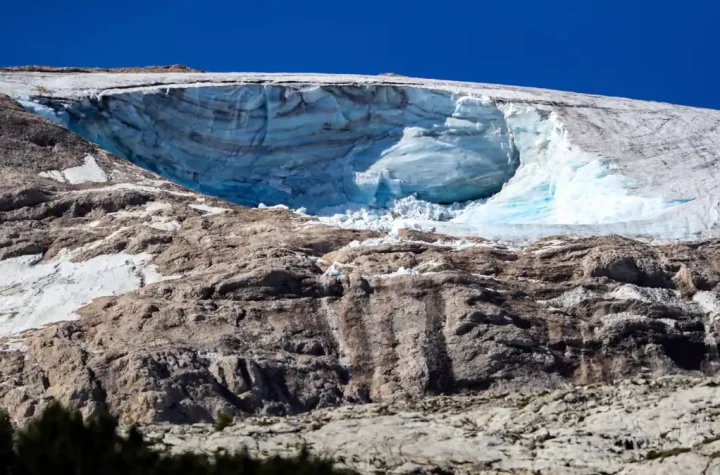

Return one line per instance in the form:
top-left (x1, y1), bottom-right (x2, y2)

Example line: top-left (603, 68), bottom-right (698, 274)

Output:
top-left (0, 403), bottom-right (352, 475)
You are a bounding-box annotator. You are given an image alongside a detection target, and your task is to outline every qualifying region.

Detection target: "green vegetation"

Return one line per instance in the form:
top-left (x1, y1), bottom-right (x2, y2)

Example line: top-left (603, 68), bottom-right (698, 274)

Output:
top-left (0, 403), bottom-right (354, 475)
top-left (213, 411), bottom-right (233, 432)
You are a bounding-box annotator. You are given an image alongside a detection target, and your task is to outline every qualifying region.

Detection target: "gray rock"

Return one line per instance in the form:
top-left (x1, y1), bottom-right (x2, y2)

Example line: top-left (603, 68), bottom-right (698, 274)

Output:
top-left (139, 376), bottom-right (720, 474)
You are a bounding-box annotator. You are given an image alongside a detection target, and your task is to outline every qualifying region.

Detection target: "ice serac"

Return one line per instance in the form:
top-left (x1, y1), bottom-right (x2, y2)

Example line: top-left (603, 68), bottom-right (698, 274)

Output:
top-left (25, 86), bottom-right (518, 213)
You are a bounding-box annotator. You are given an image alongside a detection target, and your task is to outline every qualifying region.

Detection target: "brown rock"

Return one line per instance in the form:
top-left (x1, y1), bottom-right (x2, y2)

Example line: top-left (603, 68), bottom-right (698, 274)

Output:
top-left (0, 93), bottom-right (719, 428)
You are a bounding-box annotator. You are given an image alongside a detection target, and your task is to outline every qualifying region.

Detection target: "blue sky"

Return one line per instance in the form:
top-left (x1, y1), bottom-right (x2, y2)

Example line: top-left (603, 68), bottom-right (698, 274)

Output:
top-left (2, 0), bottom-right (717, 109)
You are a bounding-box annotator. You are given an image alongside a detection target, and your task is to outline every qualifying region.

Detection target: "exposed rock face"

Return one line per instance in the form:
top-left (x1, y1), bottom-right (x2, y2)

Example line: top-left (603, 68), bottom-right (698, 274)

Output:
top-left (143, 376), bottom-right (720, 474)
top-left (1, 85), bottom-right (720, 473)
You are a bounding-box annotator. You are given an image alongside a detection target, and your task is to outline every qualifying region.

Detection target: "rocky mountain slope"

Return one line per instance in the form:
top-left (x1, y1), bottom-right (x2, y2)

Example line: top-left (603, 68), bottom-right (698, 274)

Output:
top-left (144, 376), bottom-right (720, 474)
top-left (1, 70), bottom-right (720, 473)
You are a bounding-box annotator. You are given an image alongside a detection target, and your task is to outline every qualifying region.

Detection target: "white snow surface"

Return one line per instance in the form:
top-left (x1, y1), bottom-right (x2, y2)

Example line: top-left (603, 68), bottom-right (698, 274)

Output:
top-left (544, 287), bottom-right (598, 308)
top-left (379, 267), bottom-right (420, 277)
top-left (39, 154), bottom-right (108, 184)
top-left (4, 72), bottom-right (720, 242)
top-left (341, 231), bottom-right (490, 251)
top-left (189, 204), bottom-right (230, 215)
top-left (0, 248), bottom-right (170, 337)
top-left (609, 284), bottom-right (689, 311)
top-left (693, 291), bottom-right (720, 316)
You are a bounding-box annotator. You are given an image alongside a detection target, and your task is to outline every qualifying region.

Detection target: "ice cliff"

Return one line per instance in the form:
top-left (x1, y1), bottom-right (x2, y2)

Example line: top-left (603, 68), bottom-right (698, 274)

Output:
top-left (4, 72), bottom-right (720, 241)
top-left (23, 85), bottom-right (519, 212)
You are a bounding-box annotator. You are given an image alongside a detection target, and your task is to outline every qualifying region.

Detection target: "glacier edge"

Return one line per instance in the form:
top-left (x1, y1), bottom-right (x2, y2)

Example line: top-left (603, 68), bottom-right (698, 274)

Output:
top-left (5, 72), bottom-right (720, 242)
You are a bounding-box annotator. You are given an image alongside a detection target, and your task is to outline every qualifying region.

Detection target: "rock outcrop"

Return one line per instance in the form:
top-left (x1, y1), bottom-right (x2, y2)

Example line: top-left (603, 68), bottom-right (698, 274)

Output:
top-left (143, 376), bottom-right (720, 474)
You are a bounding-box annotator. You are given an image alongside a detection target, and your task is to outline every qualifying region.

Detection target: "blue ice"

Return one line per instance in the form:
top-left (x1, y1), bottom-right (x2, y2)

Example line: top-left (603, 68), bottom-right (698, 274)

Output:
top-left (25, 85), bottom-right (519, 214)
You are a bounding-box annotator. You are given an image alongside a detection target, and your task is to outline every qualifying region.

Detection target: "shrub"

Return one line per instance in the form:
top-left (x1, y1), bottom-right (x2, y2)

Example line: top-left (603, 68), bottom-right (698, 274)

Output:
top-left (214, 411), bottom-right (233, 432)
top-left (0, 403), bottom-right (353, 474)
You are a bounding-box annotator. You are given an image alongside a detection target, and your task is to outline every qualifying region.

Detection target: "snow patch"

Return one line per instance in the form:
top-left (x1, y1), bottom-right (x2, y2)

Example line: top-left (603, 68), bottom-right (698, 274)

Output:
top-left (141, 265), bottom-right (181, 285)
top-left (389, 267), bottom-right (419, 276)
top-left (341, 230), bottom-right (490, 251)
top-left (609, 284), bottom-right (687, 310)
top-left (544, 287), bottom-right (597, 308)
top-left (531, 239), bottom-right (578, 256)
top-left (372, 267), bottom-right (422, 279)
top-left (71, 182), bottom-right (196, 198)
top-left (148, 218), bottom-right (181, 232)
top-left (0, 250), bottom-right (168, 337)
top-left (0, 340), bottom-right (28, 353)
top-left (39, 155), bottom-right (108, 184)
top-left (693, 291), bottom-right (720, 315)
top-left (258, 203), bottom-right (290, 210)
top-left (106, 201), bottom-right (172, 220)
top-left (596, 312), bottom-right (676, 338)
top-left (189, 204), bottom-right (229, 215)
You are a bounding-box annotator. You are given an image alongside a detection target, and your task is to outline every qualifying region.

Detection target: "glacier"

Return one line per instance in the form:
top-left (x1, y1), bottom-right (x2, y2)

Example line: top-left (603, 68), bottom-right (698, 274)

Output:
top-left (20, 85), bottom-right (519, 212)
top-left (4, 72), bottom-right (720, 241)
